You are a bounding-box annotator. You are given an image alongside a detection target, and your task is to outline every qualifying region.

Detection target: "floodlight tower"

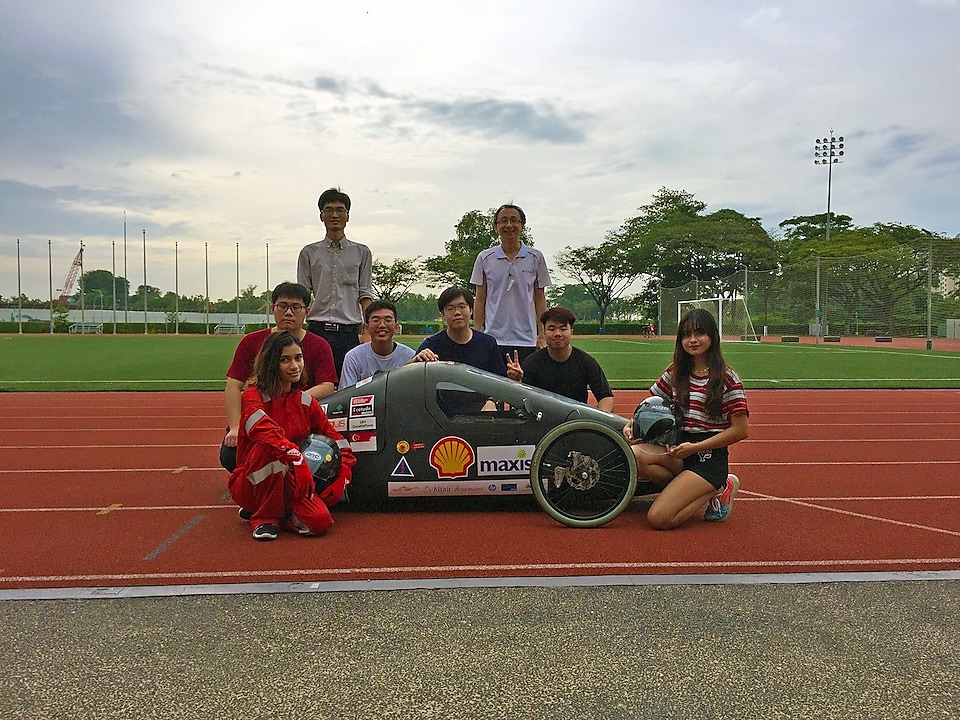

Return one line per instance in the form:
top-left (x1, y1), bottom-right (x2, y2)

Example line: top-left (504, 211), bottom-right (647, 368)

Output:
top-left (814, 132), bottom-right (845, 242)
top-left (813, 131), bottom-right (845, 340)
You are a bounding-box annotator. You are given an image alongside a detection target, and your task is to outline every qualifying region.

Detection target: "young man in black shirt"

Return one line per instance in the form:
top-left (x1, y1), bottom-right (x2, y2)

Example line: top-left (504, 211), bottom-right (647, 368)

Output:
top-left (506, 306), bottom-right (614, 412)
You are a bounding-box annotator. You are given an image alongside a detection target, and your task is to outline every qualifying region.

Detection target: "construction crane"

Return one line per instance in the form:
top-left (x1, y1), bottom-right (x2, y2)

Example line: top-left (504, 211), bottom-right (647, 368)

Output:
top-left (57, 249), bottom-right (83, 305)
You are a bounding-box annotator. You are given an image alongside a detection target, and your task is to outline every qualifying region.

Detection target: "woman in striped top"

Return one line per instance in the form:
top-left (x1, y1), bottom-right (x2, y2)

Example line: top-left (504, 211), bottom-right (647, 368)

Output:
top-left (623, 308), bottom-right (749, 530)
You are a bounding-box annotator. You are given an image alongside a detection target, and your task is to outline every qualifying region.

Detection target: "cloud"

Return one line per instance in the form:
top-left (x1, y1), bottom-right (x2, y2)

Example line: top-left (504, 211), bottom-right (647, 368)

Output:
top-left (202, 65), bottom-right (590, 144)
top-left (306, 71), bottom-right (590, 144)
top-left (313, 74), bottom-right (349, 96)
top-left (0, 180), bottom-right (185, 241)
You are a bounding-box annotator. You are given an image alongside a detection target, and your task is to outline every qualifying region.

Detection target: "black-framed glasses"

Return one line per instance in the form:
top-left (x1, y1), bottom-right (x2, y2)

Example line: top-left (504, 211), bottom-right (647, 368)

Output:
top-left (321, 207), bottom-right (348, 216)
top-left (274, 303), bottom-right (306, 313)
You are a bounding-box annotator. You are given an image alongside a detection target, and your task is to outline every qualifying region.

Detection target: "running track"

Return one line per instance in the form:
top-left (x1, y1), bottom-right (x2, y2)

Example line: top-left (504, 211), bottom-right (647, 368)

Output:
top-left (1, 390), bottom-right (958, 593)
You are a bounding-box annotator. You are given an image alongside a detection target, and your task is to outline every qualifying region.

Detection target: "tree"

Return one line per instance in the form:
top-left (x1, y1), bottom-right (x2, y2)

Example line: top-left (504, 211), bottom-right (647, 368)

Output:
top-left (554, 239), bottom-right (643, 330)
top-left (545, 284), bottom-right (601, 322)
top-left (372, 257), bottom-right (424, 303)
top-left (395, 292), bottom-right (441, 326)
top-left (51, 304), bottom-right (70, 332)
top-left (130, 285), bottom-right (163, 311)
top-left (423, 209), bottom-right (532, 289)
top-left (619, 188), bottom-right (778, 292)
top-left (79, 269), bottom-right (130, 306)
top-left (815, 223), bottom-right (952, 334)
top-left (777, 213), bottom-right (855, 264)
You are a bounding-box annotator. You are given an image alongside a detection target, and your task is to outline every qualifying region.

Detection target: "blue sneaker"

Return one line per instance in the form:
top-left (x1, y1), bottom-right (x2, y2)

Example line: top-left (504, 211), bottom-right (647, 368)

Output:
top-left (704, 474), bottom-right (739, 522)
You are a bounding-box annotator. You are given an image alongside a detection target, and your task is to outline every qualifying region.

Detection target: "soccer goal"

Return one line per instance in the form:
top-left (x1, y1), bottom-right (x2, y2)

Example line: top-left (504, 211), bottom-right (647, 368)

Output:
top-left (677, 296), bottom-right (759, 342)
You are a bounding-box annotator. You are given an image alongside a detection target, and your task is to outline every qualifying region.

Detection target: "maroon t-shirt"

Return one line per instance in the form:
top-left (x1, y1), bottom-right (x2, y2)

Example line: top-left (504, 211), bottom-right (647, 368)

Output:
top-left (226, 329), bottom-right (337, 387)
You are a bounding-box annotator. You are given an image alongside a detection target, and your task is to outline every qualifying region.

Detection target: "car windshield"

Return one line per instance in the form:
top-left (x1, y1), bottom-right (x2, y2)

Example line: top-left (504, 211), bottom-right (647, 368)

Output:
top-left (434, 381), bottom-right (526, 421)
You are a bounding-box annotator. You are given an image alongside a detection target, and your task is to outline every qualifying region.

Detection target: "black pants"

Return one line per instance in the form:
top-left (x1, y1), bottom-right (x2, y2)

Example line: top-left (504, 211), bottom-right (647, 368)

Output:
top-left (306, 322), bottom-right (361, 380)
top-left (499, 345), bottom-right (537, 364)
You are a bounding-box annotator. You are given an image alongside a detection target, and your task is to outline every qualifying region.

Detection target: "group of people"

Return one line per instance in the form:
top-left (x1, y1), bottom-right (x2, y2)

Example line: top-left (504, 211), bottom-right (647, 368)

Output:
top-left (223, 187), bottom-right (749, 541)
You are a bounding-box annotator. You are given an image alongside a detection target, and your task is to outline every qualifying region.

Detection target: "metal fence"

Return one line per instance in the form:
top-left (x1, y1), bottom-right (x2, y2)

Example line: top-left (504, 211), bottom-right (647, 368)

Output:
top-left (660, 244), bottom-right (960, 339)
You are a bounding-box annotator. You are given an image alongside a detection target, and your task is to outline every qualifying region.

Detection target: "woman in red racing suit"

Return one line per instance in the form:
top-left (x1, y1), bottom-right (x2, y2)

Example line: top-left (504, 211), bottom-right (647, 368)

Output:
top-left (228, 331), bottom-right (356, 541)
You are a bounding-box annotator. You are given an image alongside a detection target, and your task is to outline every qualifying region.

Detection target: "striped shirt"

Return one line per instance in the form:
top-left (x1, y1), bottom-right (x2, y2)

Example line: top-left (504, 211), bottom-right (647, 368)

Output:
top-left (651, 366), bottom-right (749, 433)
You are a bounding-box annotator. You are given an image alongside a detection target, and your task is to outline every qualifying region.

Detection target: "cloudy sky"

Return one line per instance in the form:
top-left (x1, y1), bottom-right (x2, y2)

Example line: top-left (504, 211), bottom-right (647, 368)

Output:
top-left (2, 0), bottom-right (958, 302)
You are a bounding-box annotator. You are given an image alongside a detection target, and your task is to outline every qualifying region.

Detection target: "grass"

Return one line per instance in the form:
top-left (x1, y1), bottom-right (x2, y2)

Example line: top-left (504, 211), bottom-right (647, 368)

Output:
top-left (1, 334), bottom-right (959, 392)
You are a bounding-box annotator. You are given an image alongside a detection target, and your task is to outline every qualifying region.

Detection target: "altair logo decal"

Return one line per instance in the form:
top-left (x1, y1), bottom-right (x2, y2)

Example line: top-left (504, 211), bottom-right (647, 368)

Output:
top-left (429, 436), bottom-right (475, 479)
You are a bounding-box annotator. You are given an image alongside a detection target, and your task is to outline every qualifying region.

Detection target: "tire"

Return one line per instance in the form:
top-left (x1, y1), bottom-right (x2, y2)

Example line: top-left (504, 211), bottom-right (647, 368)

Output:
top-left (530, 420), bottom-right (637, 528)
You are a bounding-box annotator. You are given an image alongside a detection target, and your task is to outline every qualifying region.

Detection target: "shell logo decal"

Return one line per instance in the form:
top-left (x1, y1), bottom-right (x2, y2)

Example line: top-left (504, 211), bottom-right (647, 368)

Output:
top-left (429, 436), bottom-right (475, 479)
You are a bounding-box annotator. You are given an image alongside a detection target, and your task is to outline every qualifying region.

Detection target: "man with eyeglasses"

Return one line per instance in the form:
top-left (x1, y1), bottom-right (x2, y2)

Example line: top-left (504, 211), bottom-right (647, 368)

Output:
top-left (410, 286), bottom-right (506, 375)
top-left (470, 203), bottom-right (552, 363)
top-left (220, 281), bottom-right (337, 472)
top-left (297, 187), bottom-right (374, 377)
top-left (339, 299), bottom-right (416, 388)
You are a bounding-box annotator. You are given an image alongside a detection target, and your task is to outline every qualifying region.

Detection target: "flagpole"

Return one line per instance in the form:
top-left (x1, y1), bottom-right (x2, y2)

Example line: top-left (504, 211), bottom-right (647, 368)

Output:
top-left (123, 212), bottom-right (128, 325)
top-left (205, 242), bottom-right (210, 335)
top-left (16, 239), bottom-right (22, 334)
top-left (142, 229), bottom-right (147, 335)
top-left (175, 241), bottom-right (180, 334)
top-left (48, 240), bottom-right (54, 333)
top-left (112, 240), bottom-right (117, 333)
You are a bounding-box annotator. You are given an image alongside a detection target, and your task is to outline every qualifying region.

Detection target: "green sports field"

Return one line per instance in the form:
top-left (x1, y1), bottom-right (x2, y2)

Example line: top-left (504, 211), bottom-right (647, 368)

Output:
top-left (2, 334), bottom-right (958, 391)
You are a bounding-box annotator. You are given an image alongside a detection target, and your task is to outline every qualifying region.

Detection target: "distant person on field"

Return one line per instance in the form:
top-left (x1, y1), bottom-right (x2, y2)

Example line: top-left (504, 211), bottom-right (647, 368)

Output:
top-left (506, 306), bottom-right (614, 412)
top-left (410, 286), bottom-right (506, 375)
top-left (228, 331), bottom-right (355, 541)
top-left (622, 308), bottom-right (749, 530)
top-left (221, 282), bottom-right (336, 472)
top-left (339, 300), bottom-right (415, 388)
top-left (470, 203), bottom-right (552, 363)
top-left (297, 187), bottom-right (375, 377)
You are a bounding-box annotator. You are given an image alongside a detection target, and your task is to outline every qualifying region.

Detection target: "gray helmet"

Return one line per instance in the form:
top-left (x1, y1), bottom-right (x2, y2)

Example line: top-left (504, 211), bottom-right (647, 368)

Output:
top-left (631, 397), bottom-right (681, 446)
top-left (299, 434), bottom-right (342, 492)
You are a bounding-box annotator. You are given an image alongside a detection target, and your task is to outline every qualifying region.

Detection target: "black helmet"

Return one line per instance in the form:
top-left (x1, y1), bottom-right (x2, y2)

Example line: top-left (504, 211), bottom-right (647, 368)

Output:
top-left (631, 397), bottom-right (681, 446)
top-left (299, 434), bottom-right (342, 492)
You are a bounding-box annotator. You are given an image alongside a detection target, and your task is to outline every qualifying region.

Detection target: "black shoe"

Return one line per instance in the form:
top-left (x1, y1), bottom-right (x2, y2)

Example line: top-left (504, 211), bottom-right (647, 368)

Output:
top-left (252, 523), bottom-right (278, 541)
top-left (238, 508), bottom-right (253, 521)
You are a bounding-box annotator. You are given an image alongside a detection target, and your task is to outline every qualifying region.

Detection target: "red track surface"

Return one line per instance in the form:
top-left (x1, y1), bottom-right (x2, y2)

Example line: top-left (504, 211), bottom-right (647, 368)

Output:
top-left (2, 390), bottom-right (959, 590)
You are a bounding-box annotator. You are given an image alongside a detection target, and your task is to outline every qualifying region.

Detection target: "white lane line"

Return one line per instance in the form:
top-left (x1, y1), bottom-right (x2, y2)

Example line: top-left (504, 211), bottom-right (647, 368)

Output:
top-left (6, 459), bottom-right (960, 474)
top-left (3, 497), bottom-right (960, 514)
top-left (742, 490), bottom-right (960, 537)
top-left (3, 557), bottom-right (960, 585)
top-left (3, 444), bottom-right (217, 450)
top-left (0, 504), bottom-right (234, 513)
top-left (8, 439), bottom-right (960, 448)
top-left (0, 468), bottom-right (225, 474)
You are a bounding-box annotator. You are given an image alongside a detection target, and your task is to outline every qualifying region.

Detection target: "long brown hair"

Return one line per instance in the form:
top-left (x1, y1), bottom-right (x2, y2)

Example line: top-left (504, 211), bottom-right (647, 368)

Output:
top-left (252, 331), bottom-right (304, 397)
top-left (669, 308), bottom-right (728, 418)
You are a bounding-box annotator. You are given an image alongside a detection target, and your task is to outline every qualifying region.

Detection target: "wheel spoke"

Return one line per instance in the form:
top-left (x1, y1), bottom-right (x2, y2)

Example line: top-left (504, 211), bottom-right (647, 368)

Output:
top-left (531, 421), bottom-right (638, 528)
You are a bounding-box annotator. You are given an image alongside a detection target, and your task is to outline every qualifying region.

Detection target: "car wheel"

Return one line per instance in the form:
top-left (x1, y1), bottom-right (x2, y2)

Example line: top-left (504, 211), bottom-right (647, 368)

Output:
top-left (530, 420), bottom-right (637, 528)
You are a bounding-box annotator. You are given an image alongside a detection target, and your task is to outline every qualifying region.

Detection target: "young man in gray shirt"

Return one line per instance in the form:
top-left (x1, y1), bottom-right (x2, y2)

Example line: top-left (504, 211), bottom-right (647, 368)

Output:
top-left (297, 187), bottom-right (375, 379)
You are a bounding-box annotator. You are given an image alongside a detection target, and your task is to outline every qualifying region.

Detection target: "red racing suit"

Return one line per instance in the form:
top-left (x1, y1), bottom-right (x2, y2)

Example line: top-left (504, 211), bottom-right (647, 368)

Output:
top-left (228, 386), bottom-right (356, 535)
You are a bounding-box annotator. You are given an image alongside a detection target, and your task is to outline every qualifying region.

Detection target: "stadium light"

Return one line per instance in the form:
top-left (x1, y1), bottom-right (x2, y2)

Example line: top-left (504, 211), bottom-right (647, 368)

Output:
top-left (813, 131), bottom-right (846, 341)
top-left (814, 131), bottom-right (845, 243)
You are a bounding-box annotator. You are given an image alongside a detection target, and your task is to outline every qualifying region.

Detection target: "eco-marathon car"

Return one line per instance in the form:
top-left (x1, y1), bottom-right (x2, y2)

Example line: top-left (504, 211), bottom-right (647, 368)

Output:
top-left (320, 361), bottom-right (658, 528)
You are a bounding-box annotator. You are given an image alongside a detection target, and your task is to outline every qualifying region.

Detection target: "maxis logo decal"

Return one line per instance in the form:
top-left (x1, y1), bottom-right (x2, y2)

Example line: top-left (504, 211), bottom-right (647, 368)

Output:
top-left (476, 445), bottom-right (536, 476)
top-left (429, 436), bottom-right (475, 479)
